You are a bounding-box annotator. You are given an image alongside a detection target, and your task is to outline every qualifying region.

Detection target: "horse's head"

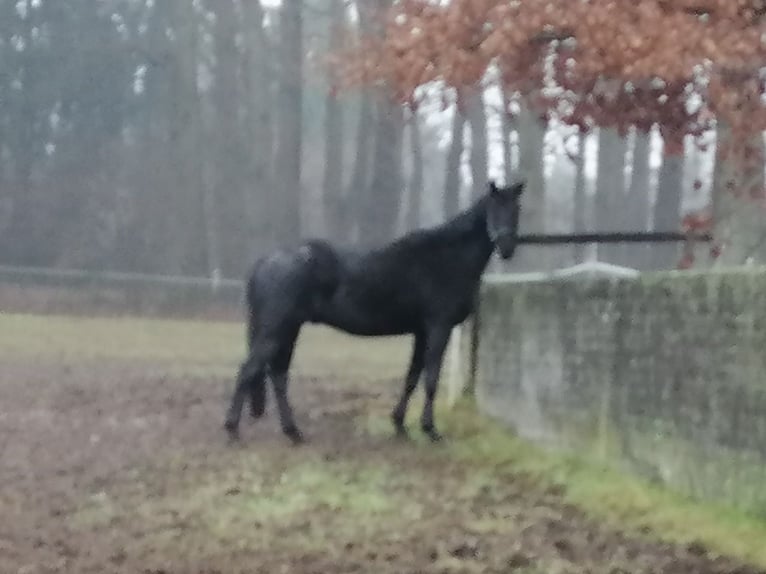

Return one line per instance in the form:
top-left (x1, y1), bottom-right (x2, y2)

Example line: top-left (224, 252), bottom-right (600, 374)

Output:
top-left (486, 179), bottom-right (524, 260)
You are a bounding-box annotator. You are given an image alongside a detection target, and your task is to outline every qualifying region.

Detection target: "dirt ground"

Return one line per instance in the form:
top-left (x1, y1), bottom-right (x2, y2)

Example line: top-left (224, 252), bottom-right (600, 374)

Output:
top-left (1, 356), bottom-right (764, 574)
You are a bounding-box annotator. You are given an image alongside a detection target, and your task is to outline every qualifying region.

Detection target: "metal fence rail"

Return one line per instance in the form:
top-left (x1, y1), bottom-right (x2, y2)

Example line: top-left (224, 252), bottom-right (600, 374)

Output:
top-left (0, 264), bottom-right (243, 292)
top-left (0, 264), bottom-right (246, 318)
top-left (0, 261), bottom-right (642, 320)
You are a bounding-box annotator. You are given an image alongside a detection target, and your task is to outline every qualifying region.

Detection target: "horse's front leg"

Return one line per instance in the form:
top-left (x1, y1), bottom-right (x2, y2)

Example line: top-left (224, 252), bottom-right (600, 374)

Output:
top-left (420, 325), bottom-right (452, 442)
top-left (249, 371), bottom-right (268, 419)
top-left (270, 326), bottom-right (303, 445)
top-left (392, 332), bottom-right (426, 438)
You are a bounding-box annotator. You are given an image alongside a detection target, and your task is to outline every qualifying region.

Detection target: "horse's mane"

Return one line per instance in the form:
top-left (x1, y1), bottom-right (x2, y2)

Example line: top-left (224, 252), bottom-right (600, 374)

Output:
top-left (373, 195), bottom-right (490, 256)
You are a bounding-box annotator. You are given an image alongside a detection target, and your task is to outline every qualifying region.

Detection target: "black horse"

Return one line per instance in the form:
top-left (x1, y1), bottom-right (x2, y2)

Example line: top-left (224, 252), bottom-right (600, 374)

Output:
top-left (224, 179), bottom-right (525, 444)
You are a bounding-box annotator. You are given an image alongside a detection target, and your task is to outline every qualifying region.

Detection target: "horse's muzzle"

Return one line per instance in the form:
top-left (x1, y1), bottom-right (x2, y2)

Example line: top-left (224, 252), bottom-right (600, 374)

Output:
top-left (495, 236), bottom-right (517, 260)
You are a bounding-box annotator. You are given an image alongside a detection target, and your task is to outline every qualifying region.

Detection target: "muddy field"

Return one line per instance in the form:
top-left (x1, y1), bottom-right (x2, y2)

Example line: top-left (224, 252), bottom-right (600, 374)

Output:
top-left (1, 317), bottom-right (765, 573)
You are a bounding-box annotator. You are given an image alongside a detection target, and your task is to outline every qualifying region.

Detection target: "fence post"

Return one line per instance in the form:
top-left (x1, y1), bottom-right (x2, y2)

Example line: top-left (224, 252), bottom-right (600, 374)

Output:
top-left (465, 295), bottom-right (481, 399)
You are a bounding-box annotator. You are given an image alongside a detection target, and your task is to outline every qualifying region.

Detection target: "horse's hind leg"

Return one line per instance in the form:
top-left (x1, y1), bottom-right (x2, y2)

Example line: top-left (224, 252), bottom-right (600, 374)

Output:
top-left (249, 372), bottom-right (268, 419)
top-left (392, 332), bottom-right (426, 438)
top-left (270, 327), bottom-right (303, 445)
top-left (224, 340), bottom-right (275, 440)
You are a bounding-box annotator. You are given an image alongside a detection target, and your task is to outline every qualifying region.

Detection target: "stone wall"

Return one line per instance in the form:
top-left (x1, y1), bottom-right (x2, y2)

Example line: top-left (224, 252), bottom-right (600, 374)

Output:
top-left (471, 267), bottom-right (766, 516)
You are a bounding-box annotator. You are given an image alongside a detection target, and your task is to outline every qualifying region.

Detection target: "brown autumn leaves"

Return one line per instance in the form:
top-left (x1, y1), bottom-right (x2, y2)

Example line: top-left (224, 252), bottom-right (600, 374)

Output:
top-left (334, 0), bottom-right (766, 162)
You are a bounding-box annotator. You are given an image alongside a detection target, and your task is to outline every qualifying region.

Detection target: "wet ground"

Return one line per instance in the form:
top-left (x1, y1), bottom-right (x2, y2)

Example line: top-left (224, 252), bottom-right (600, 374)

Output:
top-left (1, 350), bottom-right (764, 574)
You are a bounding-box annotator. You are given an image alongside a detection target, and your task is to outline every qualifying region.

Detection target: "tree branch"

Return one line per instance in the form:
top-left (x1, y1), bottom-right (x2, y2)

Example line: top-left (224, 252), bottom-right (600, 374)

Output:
top-left (529, 28), bottom-right (575, 45)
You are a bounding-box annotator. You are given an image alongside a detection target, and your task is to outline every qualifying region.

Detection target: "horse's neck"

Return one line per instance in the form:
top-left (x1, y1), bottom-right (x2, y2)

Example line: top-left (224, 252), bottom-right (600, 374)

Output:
top-left (354, 197), bottom-right (494, 280)
top-left (439, 197), bottom-right (495, 276)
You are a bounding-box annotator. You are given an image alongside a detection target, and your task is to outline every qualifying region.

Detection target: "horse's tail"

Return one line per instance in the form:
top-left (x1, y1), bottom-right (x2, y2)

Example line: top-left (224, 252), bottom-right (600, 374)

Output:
top-left (244, 257), bottom-right (263, 317)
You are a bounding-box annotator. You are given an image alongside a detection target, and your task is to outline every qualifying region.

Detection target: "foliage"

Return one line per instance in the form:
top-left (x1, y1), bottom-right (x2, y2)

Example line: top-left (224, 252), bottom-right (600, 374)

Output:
top-left (336, 0), bottom-right (766, 183)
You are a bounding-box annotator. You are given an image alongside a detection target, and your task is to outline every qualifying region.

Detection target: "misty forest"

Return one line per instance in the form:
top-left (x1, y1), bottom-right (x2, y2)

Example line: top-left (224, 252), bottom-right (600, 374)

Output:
top-left (0, 0), bottom-right (763, 280)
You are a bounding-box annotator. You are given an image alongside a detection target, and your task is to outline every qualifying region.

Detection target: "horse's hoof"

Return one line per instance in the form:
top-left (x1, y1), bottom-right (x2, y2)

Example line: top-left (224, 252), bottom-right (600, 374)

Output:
top-left (284, 426), bottom-right (305, 446)
top-left (423, 427), bottom-right (443, 443)
top-left (224, 420), bottom-right (240, 442)
top-left (250, 398), bottom-right (266, 419)
top-left (394, 425), bottom-right (411, 441)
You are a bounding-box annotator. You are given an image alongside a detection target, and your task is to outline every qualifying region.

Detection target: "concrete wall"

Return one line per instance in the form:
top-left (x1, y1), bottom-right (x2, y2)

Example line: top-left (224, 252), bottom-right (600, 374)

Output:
top-left (470, 267), bottom-right (766, 516)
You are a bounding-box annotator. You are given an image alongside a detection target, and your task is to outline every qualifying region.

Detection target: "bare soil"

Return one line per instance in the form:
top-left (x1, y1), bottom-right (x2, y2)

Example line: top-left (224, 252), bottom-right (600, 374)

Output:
top-left (0, 357), bottom-right (763, 574)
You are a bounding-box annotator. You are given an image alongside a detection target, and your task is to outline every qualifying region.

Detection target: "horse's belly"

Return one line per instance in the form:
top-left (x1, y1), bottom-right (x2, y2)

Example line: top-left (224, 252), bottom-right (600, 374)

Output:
top-left (313, 300), bottom-right (417, 336)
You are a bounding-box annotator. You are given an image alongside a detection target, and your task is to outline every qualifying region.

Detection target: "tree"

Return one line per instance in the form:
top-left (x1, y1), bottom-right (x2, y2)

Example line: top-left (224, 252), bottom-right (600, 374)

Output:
top-left (242, 0), bottom-right (277, 252)
top-left (166, 0), bottom-right (207, 275)
top-left (321, 0), bottom-right (347, 241)
top-left (356, 0), bottom-right (404, 247)
top-left (364, 90), bottom-right (405, 246)
top-left (346, 90), bottom-right (375, 243)
top-left (344, 0), bottom-right (377, 244)
top-left (405, 107), bottom-right (424, 230)
top-left (210, 0), bottom-right (251, 275)
top-left (500, 86), bottom-right (515, 184)
top-left (443, 106), bottom-right (465, 218)
top-left (709, 122), bottom-right (766, 264)
top-left (464, 89), bottom-right (488, 200)
top-left (274, 0), bottom-right (304, 245)
top-left (594, 128), bottom-right (627, 263)
top-left (572, 132), bottom-right (588, 264)
top-left (512, 103), bottom-right (546, 271)
top-left (2, 0), bottom-right (58, 265)
top-left (652, 150), bottom-right (685, 268)
top-left (335, 0), bottom-right (766, 266)
top-left (623, 129), bottom-right (652, 268)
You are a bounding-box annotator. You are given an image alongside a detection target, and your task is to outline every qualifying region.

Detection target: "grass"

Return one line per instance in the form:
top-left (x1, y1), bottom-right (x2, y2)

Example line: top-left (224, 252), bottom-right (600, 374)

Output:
top-left (4, 311), bottom-right (766, 568)
top-left (73, 454), bottom-right (412, 554)
top-left (353, 390), bottom-right (766, 567)
top-left (435, 398), bottom-right (766, 568)
top-left (0, 311), bottom-right (410, 380)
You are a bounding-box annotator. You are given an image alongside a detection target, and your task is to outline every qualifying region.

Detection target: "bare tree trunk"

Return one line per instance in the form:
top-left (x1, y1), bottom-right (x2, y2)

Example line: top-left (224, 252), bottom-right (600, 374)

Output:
top-left (443, 107), bottom-right (465, 219)
top-left (139, 0), bottom-right (178, 273)
top-left (201, 146), bottom-right (221, 279)
top-left (211, 0), bottom-right (250, 275)
top-left (321, 0), bottom-right (346, 242)
top-left (405, 107), bottom-right (424, 231)
top-left (500, 87), bottom-right (515, 184)
top-left (510, 102), bottom-right (546, 271)
top-left (572, 132), bottom-right (587, 264)
top-left (168, 0), bottom-right (206, 275)
top-left (650, 149), bottom-right (684, 269)
top-left (710, 124), bottom-right (766, 266)
top-left (4, 5), bottom-right (39, 265)
top-left (242, 0), bottom-right (275, 254)
top-left (594, 127), bottom-right (627, 263)
top-left (465, 90), bottom-right (488, 198)
top-left (622, 128), bottom-right (651, 269)
top-left (274, 0), bottom-right (303, 245)
top-left (321, 86), bottom-right (344, 239)
top-left (347, 91), bottom-right (374, 244)
top-left (364, 92), bottom-right (404, 246)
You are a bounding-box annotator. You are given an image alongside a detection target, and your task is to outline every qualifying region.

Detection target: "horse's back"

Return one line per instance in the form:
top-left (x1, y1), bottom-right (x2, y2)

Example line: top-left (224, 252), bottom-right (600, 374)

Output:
top-left (331, 238), bottom-right (482, 330)
top-left (246, 240), bottom-right (344, 331)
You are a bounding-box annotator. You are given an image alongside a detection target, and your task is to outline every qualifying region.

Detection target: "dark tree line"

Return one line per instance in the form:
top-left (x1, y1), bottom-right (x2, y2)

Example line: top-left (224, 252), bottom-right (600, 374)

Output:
top-left (0, 0), bottom-right (426, 278)
top-left (1, 0), bottom-right (746, 279)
